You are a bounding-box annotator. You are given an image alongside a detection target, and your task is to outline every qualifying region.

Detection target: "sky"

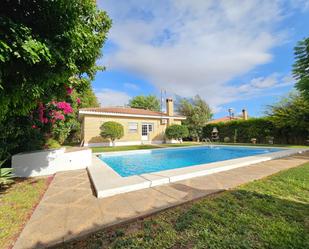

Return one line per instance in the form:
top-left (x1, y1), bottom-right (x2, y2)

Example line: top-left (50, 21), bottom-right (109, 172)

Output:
top-left (94, 0), bottom-right (309, 118)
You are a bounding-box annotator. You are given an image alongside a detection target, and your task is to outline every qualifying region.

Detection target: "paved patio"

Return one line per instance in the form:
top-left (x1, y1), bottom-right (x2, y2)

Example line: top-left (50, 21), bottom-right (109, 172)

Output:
top-left (13, 152), bottom-right (309, 249)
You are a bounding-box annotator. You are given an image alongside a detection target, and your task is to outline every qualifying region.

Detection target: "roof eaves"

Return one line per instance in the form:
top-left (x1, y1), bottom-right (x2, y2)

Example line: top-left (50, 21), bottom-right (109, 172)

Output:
top-left (79, 110), bottom-right (186, 120)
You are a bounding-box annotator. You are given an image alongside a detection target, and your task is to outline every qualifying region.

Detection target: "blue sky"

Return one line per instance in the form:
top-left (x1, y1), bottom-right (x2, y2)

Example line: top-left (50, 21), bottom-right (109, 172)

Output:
top-left (93, 0), bottom-right (309, 118)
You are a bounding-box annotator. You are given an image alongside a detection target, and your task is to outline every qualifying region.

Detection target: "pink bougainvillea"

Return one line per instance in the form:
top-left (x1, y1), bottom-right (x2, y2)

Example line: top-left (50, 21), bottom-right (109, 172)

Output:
top-left (32, 100), bottom-right (73, 132)
top-left (56, 102), bottom-right (73, 114)
top-left (76, 97), bottom-right (81, 105)
top-left (38, 102), bottom-right (45, 124)
top-left (49, 110), bottom-right (65, 121)
top-left (54, 111), bottom-right (65, 120)
top-left (65, 85), bottom-right (74, 95)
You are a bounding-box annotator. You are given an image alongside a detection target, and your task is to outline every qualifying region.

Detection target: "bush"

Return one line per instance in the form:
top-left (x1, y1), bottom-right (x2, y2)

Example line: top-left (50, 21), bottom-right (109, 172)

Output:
top-left (100, 122), bottom-right (124, 145)
top-left (165, 124), bottom-right (189, 142)
top-left (45, 138), bottom-right (61, 149)
top-left (224, 137), bottom-right (230, 143)
top-left (0, 160), bottom-right (14, 188)
top-left (203, 117), bottom-right (308, 145)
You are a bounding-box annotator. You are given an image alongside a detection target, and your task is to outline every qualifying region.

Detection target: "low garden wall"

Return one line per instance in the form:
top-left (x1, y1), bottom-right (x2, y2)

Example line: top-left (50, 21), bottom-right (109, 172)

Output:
top-left (12, 147), bottom-right (92, 177)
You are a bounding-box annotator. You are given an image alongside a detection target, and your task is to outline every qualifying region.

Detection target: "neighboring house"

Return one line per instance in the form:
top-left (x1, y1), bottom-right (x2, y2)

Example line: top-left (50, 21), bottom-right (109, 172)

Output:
top-left (79, 98), bottom-right (186, 147)
top-left (207, 109), bottom-right (248, 124)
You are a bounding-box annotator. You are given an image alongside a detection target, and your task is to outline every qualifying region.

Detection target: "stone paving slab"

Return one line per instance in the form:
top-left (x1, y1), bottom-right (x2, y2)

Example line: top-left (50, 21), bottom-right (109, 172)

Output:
top-left (13, 152), bottom-right (309, 249)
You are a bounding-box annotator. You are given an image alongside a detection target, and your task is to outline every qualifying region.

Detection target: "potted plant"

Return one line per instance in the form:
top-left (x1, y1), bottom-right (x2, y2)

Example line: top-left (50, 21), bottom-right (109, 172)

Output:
top-left (224, 137), bottom-right (230, 143)
top-left (250, 138), bottom-right (257, 144)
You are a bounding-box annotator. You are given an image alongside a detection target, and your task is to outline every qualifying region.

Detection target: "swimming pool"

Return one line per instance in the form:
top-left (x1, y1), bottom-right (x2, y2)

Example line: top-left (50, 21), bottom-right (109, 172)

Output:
top-left (99, 146), bottom-right (282, 177)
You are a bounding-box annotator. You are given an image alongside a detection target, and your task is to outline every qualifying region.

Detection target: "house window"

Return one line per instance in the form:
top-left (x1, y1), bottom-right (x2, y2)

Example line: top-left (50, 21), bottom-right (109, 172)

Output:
top-left (128, 122), bottom-right (138, 133)
top-left (142, 124), bottom-right (148, 136)
top-left (148, 123), bottom-right (153, 132)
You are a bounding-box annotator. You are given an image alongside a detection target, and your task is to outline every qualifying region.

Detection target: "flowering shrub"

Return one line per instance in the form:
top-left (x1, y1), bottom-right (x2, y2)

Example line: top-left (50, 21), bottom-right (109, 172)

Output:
top-left (66, 86), bottom-right (74, 95)
top-left (30, 82), bottom-right (84, 148)
top-left (34, 101), bottom-right (73, 125)
top-left (56, 102), bottom-right (73, 114)
top-left (32, 100), bottom-right (74, 146)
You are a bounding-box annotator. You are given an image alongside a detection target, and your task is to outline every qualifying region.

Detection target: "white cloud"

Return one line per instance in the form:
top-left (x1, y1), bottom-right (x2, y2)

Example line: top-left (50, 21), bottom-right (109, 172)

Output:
top-left (123, 82), bottom-right (140, 90)
top-left (287, 0), bottom-right (309, 12)
top-left (95, 88), bottom-right (131, 107)
top-left (250, 74), bottom-right (278, 89)
top-left (238, 73), bottom-right (295, 97)
top-left (98, 0), bottom-right (302, 111)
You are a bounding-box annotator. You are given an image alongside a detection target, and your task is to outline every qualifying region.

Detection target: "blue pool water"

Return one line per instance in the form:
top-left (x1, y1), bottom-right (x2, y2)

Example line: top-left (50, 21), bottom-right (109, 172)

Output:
top-left (99, 146), bottom-right (282, 177)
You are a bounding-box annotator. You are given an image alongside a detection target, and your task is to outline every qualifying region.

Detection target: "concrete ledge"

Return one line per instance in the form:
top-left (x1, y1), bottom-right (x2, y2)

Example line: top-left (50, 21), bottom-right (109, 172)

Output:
top-left (88, 146), bottom-right (308, 198)
top-left (88, 156), bottom-right (151, 198)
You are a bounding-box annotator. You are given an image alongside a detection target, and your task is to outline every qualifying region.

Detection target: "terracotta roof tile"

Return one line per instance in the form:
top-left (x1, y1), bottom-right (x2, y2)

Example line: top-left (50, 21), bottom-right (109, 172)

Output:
top-left (79, 107), bottom-right (185, 118)
top-left (207, 116), bottom-right (242, 124)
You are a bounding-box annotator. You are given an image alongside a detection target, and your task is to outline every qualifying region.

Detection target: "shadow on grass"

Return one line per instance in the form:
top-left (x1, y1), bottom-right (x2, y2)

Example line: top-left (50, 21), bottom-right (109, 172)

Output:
top-left (172, 189), bottom-right (309, 249)
top-left (0, 177), bottom-right (38, 195)
top-left (42, 187), bottom-right (309, 249)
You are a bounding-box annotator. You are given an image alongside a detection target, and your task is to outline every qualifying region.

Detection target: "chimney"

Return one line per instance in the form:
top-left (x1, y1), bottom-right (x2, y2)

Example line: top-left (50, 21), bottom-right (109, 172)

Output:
top-left (166, 98), bottom-right (174, 116)
top-left (166, 98), bottom-right (174, 126)
top-left (242, 109), bottom-right (248, 120)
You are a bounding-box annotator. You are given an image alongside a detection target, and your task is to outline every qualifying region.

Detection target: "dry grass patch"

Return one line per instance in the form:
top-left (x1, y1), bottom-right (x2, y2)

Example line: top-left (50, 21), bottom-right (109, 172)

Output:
top-left (0, 177), bottom-right (51, 249)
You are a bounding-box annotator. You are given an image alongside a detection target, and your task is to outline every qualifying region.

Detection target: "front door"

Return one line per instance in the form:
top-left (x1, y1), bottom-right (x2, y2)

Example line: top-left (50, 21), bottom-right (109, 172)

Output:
top-left (141, 123), bottom-right (153, 141)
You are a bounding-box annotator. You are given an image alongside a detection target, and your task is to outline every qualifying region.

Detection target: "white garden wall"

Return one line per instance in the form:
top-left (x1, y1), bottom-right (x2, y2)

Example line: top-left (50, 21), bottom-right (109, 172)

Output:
top-left (12, 148), bottom-right (92, 177)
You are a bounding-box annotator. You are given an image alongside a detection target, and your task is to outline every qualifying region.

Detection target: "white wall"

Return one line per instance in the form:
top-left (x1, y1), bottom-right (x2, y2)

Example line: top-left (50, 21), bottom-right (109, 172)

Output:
top-left (12, 148), bottom-right (92, 177)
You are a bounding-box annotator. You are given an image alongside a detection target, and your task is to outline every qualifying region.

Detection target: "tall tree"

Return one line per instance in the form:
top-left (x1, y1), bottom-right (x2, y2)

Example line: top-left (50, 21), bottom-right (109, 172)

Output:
top-left (0, 0), bottom-right (111, 160)
top-left (267, 93), bottom-right (309, 133)
top-left (75, 86), bottom-right (100, 108)
top-left (129, 95), bottom-right (160, 111)
top-left (177, 95), bottom-right (213, 141)
top-left (0, 0), bottom-right (111, 118)
top-left (293, 37), bottom-right (309, 100)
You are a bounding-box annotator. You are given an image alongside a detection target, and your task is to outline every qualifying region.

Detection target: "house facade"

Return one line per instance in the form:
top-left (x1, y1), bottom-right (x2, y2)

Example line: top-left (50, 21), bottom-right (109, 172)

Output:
top-left (79, 98), bottom-right (186, 147)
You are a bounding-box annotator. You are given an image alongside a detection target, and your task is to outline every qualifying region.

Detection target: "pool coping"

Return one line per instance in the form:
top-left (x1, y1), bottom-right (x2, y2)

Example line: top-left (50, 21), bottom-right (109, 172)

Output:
top-left (88, 145), bottom-right (308, 198)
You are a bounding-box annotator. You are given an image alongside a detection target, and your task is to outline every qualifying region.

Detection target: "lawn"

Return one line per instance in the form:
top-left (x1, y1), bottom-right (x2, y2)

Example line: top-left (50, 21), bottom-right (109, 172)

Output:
top-left (158, 142), bottom-right (203, 147)
top-left (55, 162), bottom-right (309, 249)
top-left (91, 144), bottom-right (163, 153)
top-left (0, 177), bottom-right (51, 249)
top-left (91, 142), bottom-right (204, 153)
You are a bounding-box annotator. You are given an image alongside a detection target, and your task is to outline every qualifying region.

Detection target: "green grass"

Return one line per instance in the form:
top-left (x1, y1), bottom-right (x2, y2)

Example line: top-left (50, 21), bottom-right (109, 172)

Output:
top-left (91, 142), bottom-right (204, 153)
top-left (158, 142), bottom-right (202, 147)
top-left (91, 142), bottom-right (205, 153)
top-left (91, 145), bottom-right (163, 153)
top-left (0, 177), bottom-right (50, 249)
top-left (57, 163), bottom-right (309, 249)
top-left (213, 142), bottom-right (309, 149)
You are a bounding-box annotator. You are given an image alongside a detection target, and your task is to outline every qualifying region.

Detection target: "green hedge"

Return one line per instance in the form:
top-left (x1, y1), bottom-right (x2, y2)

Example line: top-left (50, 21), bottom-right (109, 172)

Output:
top-left (203, 118), bottom-right (308, 145)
